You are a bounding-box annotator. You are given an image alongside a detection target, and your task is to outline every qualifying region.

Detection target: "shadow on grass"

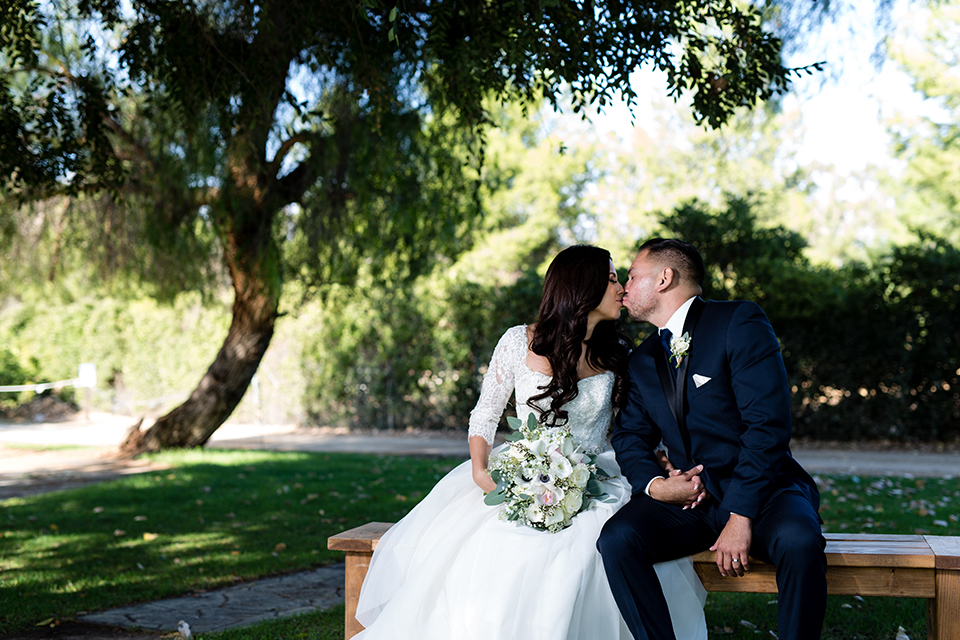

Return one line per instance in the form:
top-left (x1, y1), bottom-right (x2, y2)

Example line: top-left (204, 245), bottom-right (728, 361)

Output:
top-left (0, 449), bottom-right (462, 636)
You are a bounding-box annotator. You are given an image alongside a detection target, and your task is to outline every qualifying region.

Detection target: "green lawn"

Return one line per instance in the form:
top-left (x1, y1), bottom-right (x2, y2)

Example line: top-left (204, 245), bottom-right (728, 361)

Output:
top-left (1, 450), bottom-right (957, 639)
top-left (0, 449), bottom-right (461, 636)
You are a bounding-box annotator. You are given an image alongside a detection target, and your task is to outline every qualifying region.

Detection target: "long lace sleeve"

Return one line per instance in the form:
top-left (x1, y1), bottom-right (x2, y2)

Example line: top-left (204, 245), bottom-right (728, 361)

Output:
top-left (467, 325), bottom-right (527, 446)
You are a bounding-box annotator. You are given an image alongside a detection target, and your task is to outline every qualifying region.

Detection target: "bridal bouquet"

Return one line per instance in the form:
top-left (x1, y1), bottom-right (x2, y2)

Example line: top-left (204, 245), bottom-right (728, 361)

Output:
top-left (483, 413), bottom-right (612, 533)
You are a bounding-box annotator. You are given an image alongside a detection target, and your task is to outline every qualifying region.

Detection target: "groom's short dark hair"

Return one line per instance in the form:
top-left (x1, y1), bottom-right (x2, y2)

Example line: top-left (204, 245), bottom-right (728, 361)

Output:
top-left (638, 238), bottom-right (705, 286)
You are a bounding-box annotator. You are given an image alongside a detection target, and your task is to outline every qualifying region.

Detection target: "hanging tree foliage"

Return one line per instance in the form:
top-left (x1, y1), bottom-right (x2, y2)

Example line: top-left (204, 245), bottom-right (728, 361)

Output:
top-left (0, 0), bottom-right (817, 452)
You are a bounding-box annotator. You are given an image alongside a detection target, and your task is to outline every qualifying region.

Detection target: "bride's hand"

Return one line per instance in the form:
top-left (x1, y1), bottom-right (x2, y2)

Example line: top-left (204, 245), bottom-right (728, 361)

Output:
top-left (649, 465), bottom-right (705, 506)
top-left (469, 435), bottom-right (496, 493)
top-left (684, 488), bottom-right (711, 510)
top-left (473, 468), bottom-right (496, 493)
top-left (655, 449), bottom-right (680, 476)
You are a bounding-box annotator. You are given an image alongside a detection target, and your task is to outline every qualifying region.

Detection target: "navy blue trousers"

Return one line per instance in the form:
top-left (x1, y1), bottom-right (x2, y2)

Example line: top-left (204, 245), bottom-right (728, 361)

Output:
top-left (598, 488), bottom-right (826, 640)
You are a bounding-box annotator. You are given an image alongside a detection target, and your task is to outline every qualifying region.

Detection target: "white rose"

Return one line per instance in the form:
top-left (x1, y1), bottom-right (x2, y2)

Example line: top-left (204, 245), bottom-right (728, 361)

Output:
top-left (570, 464), bottom-right (591, 487)
top-left (561, 489), bottom-right (583, 514)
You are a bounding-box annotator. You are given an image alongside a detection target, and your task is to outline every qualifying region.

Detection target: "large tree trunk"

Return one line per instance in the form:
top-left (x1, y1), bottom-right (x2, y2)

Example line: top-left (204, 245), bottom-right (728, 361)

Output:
top-left (120, 226), bottom-right (281, 455)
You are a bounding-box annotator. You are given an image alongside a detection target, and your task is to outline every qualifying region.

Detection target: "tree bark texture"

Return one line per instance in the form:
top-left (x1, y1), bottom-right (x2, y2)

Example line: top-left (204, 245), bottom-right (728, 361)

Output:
top-left (121, 223), bottom-right (281, 454)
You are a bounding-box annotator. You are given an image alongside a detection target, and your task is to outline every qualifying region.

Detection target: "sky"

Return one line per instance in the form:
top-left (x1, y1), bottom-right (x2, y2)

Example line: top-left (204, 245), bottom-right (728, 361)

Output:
top-left (585, 0), bottom-right (935, 176)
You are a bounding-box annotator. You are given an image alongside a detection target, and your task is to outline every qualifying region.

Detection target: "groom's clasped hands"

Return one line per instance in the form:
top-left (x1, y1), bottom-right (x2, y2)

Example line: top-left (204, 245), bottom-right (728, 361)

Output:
top-left (648, 462), bottom-right (709, 510)
top-left (648, 462), bottom-right (754, 579)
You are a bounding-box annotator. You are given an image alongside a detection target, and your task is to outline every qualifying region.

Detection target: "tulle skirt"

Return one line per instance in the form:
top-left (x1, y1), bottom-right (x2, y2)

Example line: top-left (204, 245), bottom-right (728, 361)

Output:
top-left (354, 449), bottom-right (707, 640)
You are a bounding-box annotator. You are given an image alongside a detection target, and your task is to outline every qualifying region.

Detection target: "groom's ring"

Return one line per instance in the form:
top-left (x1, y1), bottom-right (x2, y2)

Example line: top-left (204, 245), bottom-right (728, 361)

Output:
top-left (732, 558), bottom-right (740, 564)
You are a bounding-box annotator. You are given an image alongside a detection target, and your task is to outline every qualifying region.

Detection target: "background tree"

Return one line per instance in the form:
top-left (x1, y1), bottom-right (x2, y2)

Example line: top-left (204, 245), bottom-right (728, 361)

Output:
top-left (0, 0), bottom-right (807, 451)
top-left (887, 0), bottom-right (960, 246)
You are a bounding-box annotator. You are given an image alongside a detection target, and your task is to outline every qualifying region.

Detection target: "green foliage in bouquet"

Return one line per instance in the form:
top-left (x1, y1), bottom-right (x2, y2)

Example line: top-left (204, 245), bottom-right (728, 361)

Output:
top-left (483, 413), bottom-right (613, 533)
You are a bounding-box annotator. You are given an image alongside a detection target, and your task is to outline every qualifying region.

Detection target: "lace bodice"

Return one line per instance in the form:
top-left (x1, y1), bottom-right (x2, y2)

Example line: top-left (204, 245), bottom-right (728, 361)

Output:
top-left (468, 325), bottom-right (616, 454)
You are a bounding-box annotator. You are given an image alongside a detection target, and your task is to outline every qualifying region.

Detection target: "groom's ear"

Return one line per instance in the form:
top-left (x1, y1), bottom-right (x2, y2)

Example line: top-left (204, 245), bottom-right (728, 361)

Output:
top-left (656, 266), bottom-right (676, 291)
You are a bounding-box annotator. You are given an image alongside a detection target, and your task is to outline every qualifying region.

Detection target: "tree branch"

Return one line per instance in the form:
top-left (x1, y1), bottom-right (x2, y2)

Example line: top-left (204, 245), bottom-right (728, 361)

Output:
top-left (266, 133), bottom-right (309, 180)
top-left (272, 132), bottom-right (331, 206)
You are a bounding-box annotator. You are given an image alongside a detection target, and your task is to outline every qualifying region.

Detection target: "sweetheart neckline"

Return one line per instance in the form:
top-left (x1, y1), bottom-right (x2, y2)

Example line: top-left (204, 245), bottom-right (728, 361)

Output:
top-left (520, 362), bottom-right (614, 385)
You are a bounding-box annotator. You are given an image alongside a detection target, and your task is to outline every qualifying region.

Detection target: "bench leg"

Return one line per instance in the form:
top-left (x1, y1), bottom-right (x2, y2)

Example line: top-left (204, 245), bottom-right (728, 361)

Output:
top-left (928, 569), bottom-right (960, 640)
top-left (344, 551), bottom-right (373, 639)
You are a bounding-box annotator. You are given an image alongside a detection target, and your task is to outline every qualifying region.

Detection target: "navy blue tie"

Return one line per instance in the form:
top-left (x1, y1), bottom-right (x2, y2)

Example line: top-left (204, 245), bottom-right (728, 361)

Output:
top-left (660, 328), bottom-right (673, 361)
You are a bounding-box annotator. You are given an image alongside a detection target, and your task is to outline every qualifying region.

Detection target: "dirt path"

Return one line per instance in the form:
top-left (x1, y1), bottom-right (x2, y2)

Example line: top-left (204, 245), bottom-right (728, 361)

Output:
top-left (0, 444), bottom-right (170, 500)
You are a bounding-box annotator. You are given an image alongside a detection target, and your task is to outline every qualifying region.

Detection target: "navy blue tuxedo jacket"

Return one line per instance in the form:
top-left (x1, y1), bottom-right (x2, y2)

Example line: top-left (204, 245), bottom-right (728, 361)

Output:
top-left (612, 297), bottom-right (818, 519)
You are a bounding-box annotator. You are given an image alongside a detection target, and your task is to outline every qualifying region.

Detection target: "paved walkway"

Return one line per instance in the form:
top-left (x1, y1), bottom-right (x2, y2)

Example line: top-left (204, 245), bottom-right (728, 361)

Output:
top-left (77, 564), bottom-right (346, 635)
top-left (1, 413), bottom-right (958, 639)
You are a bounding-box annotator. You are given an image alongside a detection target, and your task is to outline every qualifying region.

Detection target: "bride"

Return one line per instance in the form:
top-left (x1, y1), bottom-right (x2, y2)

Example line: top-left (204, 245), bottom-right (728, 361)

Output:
top-left (354, 245), bottom-right (707, 640)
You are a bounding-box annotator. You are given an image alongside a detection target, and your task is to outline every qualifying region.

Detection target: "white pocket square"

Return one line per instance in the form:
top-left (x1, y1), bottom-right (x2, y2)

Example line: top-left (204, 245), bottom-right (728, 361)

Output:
top-left (692, 374), bottom-right (712, 388)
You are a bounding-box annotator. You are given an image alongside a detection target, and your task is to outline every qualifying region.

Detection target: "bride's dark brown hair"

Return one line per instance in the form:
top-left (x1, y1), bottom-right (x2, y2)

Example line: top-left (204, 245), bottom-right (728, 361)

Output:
top-left (528, 245), bottom-right (629, 426)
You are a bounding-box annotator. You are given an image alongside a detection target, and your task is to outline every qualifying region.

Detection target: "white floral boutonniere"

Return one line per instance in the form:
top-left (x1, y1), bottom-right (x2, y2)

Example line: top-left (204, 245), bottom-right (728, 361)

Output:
top-left (669, 332), bottom-right (691, 368)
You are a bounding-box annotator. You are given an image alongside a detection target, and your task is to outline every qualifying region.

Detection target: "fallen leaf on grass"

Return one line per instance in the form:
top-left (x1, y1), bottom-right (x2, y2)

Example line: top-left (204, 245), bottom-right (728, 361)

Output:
top-left (135, 515), bottom-right (147, 521)
top-left (114, 529), bottom-right (125, 536)
top-left (740, 620), bottom-right (757, 630)
top-left (143, 532), bottom-right (159, 541)
top-left (274, 542), bottom-right (287, 552)
top-left (35, 619), bottom-right (54, 626)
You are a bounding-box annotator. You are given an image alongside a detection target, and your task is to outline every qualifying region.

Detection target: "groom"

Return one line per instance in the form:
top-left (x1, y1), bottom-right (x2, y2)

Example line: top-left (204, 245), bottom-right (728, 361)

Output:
top-left (598, 238), bottom-right (826, 640)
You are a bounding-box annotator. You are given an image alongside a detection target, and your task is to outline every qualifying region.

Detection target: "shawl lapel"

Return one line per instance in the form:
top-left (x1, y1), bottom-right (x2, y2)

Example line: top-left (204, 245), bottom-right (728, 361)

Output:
top-left (656, 297), bottom-right (706, 461)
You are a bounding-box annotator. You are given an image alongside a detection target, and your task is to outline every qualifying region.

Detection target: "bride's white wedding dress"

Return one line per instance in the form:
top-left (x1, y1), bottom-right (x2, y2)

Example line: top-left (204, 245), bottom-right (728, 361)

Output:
top-left (354, 326), bottom-right (707, 640)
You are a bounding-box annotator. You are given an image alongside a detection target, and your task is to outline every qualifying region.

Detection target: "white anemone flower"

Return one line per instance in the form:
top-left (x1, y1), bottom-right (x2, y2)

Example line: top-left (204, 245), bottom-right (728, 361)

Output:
top-left (515, 467), bottom-right (537, 489)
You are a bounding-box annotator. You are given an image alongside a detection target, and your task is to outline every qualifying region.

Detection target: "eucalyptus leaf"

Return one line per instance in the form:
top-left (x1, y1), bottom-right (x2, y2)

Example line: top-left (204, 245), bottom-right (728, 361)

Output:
top-left (505, 431), bottom-right (525, 442)
top-left (506, 416), bottom-right (523, 430)
top-left (586, 479), bottom-right (605, 496)
top-left (484, 490), bottom-right (506, 506)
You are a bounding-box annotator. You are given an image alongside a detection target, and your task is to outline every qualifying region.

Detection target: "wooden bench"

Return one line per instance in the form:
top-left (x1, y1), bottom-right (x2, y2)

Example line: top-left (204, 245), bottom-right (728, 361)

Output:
top-left (329, 522), bottom-right (960, 640)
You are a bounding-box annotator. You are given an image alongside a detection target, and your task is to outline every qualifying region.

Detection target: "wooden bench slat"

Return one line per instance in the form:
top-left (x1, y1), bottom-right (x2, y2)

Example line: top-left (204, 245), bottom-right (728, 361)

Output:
top-left (692, 544), bottom-right (936, 569)
top-left (328, 523), bottom-right (960, 640)
top-left (824, 533), bottom-right (929, 542)
top-left (925, 535), bottom-right (960, 570)
top-left (327, 522), bottom-right (394, 553)
top-left (694, 564), bottom-right (936, 598)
